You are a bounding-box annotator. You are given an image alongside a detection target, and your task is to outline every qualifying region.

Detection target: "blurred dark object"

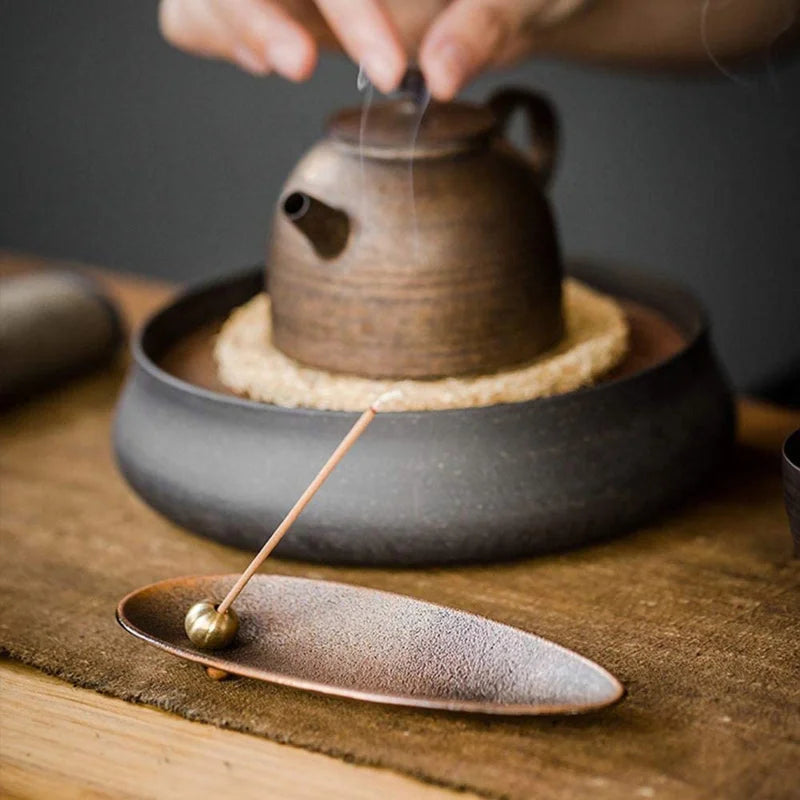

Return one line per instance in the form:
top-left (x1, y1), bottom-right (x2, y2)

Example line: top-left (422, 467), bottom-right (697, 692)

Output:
top-left (783, 429), bottom-right (800, 557)
top-left (754, 360), bottom-right (800, 409)
top-left (0, 270), bottom-right (124, 406)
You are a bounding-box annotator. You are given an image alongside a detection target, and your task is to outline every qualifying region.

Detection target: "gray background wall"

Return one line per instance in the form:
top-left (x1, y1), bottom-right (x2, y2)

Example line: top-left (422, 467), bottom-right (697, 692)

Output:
top-left (1, 0), bottom-right (798, 391)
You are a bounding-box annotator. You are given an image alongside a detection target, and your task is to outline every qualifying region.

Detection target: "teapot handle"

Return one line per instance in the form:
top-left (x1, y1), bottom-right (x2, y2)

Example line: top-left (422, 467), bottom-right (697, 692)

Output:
top-left (488, 88), bottom-right (558, 188)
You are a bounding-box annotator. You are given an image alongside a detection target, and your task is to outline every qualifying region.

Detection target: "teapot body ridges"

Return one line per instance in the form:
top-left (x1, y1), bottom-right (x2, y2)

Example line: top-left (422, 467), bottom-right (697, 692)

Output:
top-left (268, 92), bottom-right (564, 379)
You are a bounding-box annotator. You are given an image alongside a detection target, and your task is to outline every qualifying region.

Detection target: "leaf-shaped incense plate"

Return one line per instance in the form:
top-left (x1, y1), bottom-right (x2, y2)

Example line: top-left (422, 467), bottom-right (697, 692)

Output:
top-left (117, 575), bottom-right (624, 715)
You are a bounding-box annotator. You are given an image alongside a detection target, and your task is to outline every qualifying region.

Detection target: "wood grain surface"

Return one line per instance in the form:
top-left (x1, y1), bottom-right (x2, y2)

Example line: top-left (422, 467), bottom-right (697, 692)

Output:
top-left (0, 660), bottom-right (469, 800)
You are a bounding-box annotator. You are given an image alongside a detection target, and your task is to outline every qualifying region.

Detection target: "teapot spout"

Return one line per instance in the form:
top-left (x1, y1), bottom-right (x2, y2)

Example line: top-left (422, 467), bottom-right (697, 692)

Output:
top-left (283, 192), bottom-right (350, 259)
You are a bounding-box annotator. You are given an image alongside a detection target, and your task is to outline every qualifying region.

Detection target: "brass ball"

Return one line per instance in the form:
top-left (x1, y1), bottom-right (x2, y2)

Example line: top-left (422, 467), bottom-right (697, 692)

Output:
top-left (184, 600), bottom-right (239, 650)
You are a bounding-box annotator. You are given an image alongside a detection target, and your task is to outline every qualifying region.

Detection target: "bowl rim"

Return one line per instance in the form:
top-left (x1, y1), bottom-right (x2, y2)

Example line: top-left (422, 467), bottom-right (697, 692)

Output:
top-left (783, 428), bottom-right (800, 472)
top-left (128, 261), bottom-right (714, 420)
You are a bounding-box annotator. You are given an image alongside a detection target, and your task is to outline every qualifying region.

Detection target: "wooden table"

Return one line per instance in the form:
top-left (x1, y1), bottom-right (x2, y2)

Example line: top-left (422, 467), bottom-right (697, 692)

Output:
top-left (1, 253), bottom-right (798, 800)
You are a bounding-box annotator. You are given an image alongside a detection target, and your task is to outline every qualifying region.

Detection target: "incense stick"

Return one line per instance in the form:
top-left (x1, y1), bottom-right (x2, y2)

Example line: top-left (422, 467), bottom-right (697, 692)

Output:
top-left (215, 390), bottom-right (400, 616)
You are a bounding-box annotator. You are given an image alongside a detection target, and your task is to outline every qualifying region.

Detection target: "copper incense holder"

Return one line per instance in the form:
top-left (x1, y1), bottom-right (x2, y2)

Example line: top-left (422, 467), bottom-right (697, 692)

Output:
top-left (117, 574), bottom-right (623, 715)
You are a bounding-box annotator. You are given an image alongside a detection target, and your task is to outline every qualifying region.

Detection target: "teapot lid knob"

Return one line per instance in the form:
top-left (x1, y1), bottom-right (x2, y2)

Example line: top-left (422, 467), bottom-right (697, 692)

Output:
top-left (397, 66), bottom-right (427, 105)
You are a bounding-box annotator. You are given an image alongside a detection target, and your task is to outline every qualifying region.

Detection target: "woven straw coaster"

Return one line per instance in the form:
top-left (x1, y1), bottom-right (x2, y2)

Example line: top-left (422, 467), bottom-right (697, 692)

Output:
top-left (214, 279), bottom-right (628, 412)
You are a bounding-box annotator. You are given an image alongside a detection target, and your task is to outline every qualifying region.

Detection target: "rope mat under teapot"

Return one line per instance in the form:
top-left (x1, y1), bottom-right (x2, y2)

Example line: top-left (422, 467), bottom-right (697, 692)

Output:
top-left (215, 279), bottom-right (628, 411)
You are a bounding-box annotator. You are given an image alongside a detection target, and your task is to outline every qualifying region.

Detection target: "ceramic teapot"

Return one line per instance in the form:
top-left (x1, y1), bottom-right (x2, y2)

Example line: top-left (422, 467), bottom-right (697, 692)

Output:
top-left (268, 84), bottom-right (564, 379)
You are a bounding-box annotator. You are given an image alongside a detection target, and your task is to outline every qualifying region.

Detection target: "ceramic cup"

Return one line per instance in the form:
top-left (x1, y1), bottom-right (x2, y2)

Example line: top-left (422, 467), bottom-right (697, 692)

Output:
top-left (782, 428), bottom-right (800, 557)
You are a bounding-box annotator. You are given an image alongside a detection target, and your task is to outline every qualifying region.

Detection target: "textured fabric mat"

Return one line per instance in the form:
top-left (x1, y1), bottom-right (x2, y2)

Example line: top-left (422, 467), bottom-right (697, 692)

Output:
top-left (1, 268), bottom-right (799, 800)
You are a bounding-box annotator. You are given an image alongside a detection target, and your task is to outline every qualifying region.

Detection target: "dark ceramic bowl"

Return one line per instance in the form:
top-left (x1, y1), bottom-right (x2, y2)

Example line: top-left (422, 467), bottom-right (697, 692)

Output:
top-left (113, 263), bottom-right (735, 566)
top-left (783, 429), bottom-right (800, 556)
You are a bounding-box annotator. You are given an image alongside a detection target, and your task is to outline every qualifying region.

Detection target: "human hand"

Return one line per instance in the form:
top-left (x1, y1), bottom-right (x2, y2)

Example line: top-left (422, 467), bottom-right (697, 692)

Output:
top-left (158, 0), bottom-right (590, 97)
top-left (159, 1), bottom-right (799, 98)
top-left (158, 0), bottom-right (412, 92)
top-left (418, 1), bottom-right (590, 99)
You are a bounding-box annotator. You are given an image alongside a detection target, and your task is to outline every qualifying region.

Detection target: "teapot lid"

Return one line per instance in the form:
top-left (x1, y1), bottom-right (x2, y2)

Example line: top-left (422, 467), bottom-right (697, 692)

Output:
top-left (328, 99), bottom-right (496, 157)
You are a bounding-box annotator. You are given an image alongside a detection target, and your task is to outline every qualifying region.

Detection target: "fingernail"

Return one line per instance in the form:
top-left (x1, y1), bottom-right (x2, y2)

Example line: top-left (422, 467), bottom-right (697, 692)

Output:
top-left (269, 41), bottom-right (308, 81)
top-left (233, 44), bottom-right (269, 76)
top-left (364, 51), bottom-right (401, 93)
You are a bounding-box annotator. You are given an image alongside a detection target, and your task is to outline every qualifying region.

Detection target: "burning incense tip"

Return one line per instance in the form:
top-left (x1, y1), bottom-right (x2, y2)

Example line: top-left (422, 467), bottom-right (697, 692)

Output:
top-left (371, 388), bottom-right (403, 411)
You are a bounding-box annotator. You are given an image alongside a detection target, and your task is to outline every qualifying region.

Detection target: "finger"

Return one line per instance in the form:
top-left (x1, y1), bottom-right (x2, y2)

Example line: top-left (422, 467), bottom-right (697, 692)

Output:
top-left (210, 0), bottom-right (317, 80)
top-left (160, 0), bottom-right (271, 74)
top-left (160, 0), bottom-right (239, 60)
top-left (419, 0), bottom-right (522, 100)
top-left (160, 0), bottom-right (317, 80)
top-left (313, 0), bottom-right (406, 92)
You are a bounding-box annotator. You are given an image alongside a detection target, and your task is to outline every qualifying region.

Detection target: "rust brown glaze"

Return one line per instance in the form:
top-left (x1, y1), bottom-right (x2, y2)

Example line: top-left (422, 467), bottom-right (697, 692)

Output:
top-left (268, 88), bottom-right (563, 379)
top-left (117, 575), bottom-right (624, 715)
top-left (782, 429), bottom-right (800, 556)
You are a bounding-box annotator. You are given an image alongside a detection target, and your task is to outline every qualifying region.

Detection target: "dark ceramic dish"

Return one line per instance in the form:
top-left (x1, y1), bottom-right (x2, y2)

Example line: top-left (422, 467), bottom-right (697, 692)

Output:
top-left (114, 263), bottom-right (734, 565)
top-left (782, 429), bottom-right (800, 556)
